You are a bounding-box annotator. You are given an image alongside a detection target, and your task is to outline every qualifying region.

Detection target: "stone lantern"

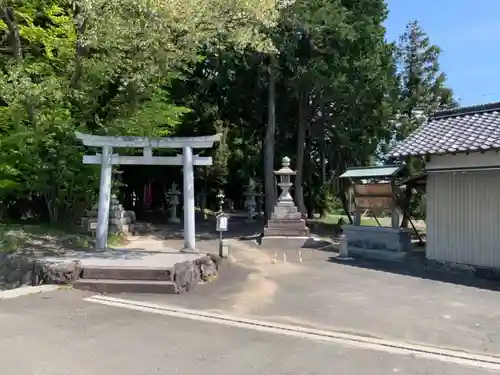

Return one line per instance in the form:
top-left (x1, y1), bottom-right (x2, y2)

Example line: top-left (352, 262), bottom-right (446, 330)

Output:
top-left (274, 157), bottom-right (295, 205)
top-left (243, 178), bottom-right (258, 222)
top-left (166, 182), bottom-right (181, 224)
top-left (262, 156), bottom-right (309, 241)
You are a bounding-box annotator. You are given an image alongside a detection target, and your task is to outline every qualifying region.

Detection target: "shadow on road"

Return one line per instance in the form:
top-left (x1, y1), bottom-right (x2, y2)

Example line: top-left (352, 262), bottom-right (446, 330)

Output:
top-left (328, 253), bottom-right (500, 293)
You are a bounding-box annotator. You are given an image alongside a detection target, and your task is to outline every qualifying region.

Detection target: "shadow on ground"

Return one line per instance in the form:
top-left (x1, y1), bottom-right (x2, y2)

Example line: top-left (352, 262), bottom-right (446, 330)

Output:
top-left (328, 252), bottom-right (500, 292)
top-left (134, 213), bottom-right (265, 242)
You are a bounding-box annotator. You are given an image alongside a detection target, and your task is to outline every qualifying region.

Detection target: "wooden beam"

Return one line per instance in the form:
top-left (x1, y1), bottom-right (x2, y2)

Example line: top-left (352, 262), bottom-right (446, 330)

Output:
top-left (82, 154), bottom-right (213, 166)
top-left (75, 132), bottom-right (221, 149)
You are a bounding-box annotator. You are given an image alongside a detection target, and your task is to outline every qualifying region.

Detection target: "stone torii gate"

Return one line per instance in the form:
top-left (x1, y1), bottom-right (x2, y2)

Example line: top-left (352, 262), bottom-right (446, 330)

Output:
top-left (75, 132), bottom-right (221, 251)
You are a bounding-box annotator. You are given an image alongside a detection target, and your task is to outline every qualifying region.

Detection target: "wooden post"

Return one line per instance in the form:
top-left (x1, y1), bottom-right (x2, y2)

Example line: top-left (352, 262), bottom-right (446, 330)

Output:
top-left (96, 146), bottom-right (113, 250)
top-left (354, 206), bottom-right (362, 226)
top-left (391, 179), bottom-right (399, 229)
top-left (352, 181), bottom-right (361, 226)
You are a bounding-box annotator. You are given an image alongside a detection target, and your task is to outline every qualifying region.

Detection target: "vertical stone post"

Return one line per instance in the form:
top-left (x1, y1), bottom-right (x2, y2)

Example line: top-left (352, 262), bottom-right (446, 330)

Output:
top-left (337, 233), bottom-right (353, 261)
top-left (182, 146), bottom-right (196, 251)
top-left (96, 146), bottom-right (113, 250)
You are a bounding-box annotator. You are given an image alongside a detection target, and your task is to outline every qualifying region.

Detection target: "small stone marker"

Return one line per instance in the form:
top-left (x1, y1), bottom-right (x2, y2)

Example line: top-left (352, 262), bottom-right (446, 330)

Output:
top-left (337, 234), bottom-right (353, 261)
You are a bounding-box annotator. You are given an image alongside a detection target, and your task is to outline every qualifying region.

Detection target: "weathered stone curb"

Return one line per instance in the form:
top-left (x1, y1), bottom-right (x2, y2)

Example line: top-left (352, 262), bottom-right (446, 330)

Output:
top-left (1, 251), bottom-right (222, 295)
top-left (0, 253), bottom-right (81, 291)
top-left (171, 254), bottom-right (222, 293)
top-left (0, 253), bottom-right (39, 290)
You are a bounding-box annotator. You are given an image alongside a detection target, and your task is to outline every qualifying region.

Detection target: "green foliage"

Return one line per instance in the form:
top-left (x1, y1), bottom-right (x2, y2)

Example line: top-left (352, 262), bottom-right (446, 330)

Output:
top-left (0, 0), bottom-right (282, 222)
top-left (0, 0), bottom-right (455, 223)
top-left (313, 184), bottom-right (340, 218)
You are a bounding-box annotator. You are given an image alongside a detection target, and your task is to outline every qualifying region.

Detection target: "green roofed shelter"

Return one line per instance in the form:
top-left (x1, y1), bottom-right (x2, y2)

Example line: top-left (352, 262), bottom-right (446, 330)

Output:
top-left (339, 165), bottom-right (403, 179)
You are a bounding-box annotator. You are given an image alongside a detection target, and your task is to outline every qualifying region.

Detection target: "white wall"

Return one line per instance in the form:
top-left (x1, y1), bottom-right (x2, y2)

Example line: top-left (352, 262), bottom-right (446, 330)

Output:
top-left (427, 171), bottom-right (500, 268)
top-left (427, 151), bottom-right (500, 171)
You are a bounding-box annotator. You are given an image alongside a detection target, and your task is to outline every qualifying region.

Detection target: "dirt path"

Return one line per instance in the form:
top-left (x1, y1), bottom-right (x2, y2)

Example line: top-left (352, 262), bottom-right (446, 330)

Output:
top-left (225, 240), bottom-right (303, 315)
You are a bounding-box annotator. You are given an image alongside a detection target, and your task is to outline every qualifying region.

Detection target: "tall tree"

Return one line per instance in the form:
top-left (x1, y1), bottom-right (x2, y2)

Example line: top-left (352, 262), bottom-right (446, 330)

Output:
top-left (389, 20), bottom-right (457, 226)
top-left (395, 20), bottom-right (457, 140)
top-left (272, 0), bottom-right (396, 217)
top-left (263, 54), bottom-right (277, 221)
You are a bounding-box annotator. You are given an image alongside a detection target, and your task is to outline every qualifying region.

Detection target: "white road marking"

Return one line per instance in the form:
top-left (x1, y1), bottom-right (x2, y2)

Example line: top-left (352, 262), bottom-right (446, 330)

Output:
top-left (85, 294), bottom-right (500, 372)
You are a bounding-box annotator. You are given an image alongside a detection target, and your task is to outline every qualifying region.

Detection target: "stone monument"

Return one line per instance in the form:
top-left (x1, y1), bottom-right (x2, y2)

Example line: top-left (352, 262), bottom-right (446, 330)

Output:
top-left (261, 157), bottom-right (309, 247)
top-left (166, 182), bottom-right (181, 224)
top-left (81, 194), bottom-right (136, 237)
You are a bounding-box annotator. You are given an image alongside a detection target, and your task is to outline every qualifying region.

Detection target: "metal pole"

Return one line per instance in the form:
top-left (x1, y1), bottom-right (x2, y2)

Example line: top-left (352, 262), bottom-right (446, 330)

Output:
top-left (182, 146), bottom-right (196, 251)
top-left (96, 146), bottom-right (113, 250)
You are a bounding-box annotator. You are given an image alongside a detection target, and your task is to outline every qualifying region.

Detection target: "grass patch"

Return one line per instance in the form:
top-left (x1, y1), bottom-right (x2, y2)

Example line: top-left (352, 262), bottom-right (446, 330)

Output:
top-left (0, 223), bottom-right (93, 253)
top-left (321, 214), bottom-right (384, 227)
top-left (107, 232), bottom-right (129, 247)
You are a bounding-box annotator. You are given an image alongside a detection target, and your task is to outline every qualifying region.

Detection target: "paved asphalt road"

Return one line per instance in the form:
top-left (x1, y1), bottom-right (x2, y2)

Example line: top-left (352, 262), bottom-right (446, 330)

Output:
top-left (0, 290), bottom-right (497, 375)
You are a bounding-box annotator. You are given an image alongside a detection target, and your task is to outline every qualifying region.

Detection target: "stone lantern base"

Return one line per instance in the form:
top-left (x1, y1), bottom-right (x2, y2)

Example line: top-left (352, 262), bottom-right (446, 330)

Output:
top-left (264, 204), bottom-right (309, 238)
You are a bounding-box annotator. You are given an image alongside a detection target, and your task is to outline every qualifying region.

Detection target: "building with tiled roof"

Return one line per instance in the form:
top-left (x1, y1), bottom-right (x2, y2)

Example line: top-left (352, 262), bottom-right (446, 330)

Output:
top-left (388, 102), bottom-right (500, 158)
top-left (388, 101), bottom-right (500, 270)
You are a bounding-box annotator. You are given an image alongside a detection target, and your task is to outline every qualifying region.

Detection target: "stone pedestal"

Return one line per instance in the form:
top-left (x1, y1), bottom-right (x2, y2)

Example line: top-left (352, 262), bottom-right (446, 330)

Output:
top-left (341, 225), bottom-right (412, 261)
top-left (81, 195), bottom-right (136, 235)
top-left (264, 203), bottom-right (310, 237)
top-left (262, 156), bottom-right (309, 247)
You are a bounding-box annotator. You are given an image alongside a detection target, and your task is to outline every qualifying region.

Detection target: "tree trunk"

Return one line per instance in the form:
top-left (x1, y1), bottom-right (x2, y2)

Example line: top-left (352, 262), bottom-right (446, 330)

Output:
top-left (2, 6), bottom-right (39, 125)
top-left (1, 7), bottom-right (22, 62)
top-left (338, 188), bottom-right (353, 224)
top-left (72, 2), bottom-right (88, 87)
top-left (263, 56), bottom-right (276, 222)
top-left (320, 140), bottom-right (326, 186)
top-left (294, 89), bottom-right (307, 217)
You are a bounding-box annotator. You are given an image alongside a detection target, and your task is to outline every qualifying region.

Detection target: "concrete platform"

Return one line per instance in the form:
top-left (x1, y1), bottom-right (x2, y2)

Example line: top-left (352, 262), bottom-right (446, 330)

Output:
top-left (40, 248), bottom-right (204, 268)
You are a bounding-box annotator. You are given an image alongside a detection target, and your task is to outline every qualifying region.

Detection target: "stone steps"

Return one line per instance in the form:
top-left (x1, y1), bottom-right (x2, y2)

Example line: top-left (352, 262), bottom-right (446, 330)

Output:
top-left (74, 279), bottom-right (177, 294)
top-left (72, 254), bottom-right (221, 295)
top-left (74, 265), bottom-right (176, 294)
top-left (82, 266), bottom-right (172, 281)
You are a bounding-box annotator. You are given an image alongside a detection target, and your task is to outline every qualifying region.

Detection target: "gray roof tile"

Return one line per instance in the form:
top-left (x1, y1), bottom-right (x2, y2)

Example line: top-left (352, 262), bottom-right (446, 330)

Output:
top-left (387, 102), bottom-right (500, 157)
